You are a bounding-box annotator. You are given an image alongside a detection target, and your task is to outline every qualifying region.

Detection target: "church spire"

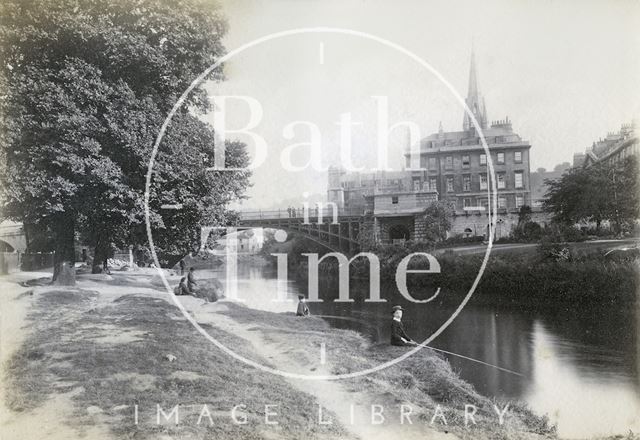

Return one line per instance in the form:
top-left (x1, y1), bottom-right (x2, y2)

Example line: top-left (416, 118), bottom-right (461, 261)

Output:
top-left (462, 47), bottom-right (488, 131)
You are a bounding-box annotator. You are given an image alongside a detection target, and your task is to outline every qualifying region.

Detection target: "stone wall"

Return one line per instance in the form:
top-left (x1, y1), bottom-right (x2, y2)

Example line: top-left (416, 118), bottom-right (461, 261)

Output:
top-left (450, 210), bottom-right (551, 239)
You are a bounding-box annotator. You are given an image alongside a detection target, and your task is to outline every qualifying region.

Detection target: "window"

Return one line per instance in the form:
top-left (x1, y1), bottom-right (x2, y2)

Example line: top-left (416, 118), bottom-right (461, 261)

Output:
top-left (446, 177), bottom-right (454, 192)
top-left (462, 155), bottom-right (470, 168)
top-left (463, 175), bottom-right (471, 191)
top-left (515, 195), bottom-right (524, 208)
top-left (429, 177), bottom-right (437, 191)
top-left (514, 151), bottom-right (522, 163)
top-left (413, 180), bottom-right (421, 191)
top-left (514, 171), bottom-right (523, 188)
top-left (463, 198), bottom-right (471, 208)
top-left (480, 154), bottom-right (487, 165)
top-left (429, 157), bottom-right (437, 170)
top-left (497, 173), bottom-right (505, 189)
top-left (445, 156), bottom-right (453, 169)
top-left (498, 196), bottom-right (507, 209)
top-left (497, 152), bottom-right (505, 164)
top-left (391, 196), bottom-right (399, 204)
top-left (479, 174), bottom-right (488, 190)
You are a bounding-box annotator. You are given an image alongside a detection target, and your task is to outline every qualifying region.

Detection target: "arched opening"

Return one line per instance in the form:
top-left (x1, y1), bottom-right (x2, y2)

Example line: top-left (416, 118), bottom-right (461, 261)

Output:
top-left (389, 224), bottom-right (410, 242)
top-left (0, 240), bottom-right (15, 252)
top-left (464, 227), bottom-right (473, 237)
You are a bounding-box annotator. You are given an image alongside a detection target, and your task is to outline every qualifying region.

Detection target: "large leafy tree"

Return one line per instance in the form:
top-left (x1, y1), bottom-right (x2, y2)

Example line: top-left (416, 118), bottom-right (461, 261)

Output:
top-left (543, 156), bottom-right (638, 233)
top-left (0, 0), bottom-right (250, 281)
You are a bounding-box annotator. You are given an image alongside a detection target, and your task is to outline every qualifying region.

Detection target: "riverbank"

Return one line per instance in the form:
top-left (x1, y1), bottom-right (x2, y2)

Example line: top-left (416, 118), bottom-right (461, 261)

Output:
top-left (0, 269), bottom-right (558, 439)
top-left (0, 270), bottom-right (352, 440)
top-left (276, 238), bottom-right (639, 307)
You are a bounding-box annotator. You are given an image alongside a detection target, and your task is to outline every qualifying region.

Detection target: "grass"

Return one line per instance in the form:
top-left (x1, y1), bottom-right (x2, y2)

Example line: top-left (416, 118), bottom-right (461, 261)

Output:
top-left (4, 287), bottom-right (354, 440)
top-left (595, 434), bottom-right (639, 440)
top-left (219, 302), bottom-right (557, 440)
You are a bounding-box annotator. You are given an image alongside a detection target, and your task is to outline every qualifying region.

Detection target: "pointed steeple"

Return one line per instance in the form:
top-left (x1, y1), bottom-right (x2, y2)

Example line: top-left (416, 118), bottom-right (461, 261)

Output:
top-left (462, 47), bottom-right (488, 131)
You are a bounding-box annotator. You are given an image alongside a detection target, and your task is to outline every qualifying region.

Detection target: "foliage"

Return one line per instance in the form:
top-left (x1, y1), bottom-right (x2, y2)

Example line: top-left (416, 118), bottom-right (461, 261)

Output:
top-left (438, 234), bottom-right (484, 247)
top-left (418, 252), bottom-right (638, 306)
top-left (543, 156), bottom-right (639, 233)
top-left (0, 0), bottom-right (250, 274)
top-left (509, 207), bottom-right (544, 242)
top-left (422, 200), bottom-right (455, 242)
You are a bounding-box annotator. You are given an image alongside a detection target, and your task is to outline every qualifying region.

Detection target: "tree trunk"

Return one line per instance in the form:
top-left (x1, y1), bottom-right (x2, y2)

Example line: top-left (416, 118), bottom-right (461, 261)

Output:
top-left (92, 233), bottom-right (109, 274)
top-left (51, 214), bottom-right (76, 285)
top-left (23, 220), bottom-right (31, 253)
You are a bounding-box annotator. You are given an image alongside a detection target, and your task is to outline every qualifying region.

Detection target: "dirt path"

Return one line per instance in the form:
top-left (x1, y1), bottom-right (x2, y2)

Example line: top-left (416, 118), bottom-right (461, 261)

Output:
top-left (1, 271), bottom-right (457, 439)
top-left (0, 272), bottom-right (113, 440)
top-left (185, 299), bottom-right (456, 440)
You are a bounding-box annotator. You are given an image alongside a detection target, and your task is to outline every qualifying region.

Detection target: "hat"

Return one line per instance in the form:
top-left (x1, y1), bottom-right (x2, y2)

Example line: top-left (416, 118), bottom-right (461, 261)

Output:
top-left (391, 305), bottom-right (404, 313)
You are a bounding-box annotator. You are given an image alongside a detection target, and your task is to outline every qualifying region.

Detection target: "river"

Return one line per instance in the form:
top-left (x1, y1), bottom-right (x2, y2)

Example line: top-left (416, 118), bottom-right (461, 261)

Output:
top-left (196, 261), bottom-right (639, 439)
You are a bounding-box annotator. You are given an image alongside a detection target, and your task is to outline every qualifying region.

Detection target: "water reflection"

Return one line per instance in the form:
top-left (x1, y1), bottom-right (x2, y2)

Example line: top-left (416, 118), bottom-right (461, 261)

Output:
top-left (526, 320), bottom-right (640, 438)
top-left (197, 263), bottom-right (640, 438)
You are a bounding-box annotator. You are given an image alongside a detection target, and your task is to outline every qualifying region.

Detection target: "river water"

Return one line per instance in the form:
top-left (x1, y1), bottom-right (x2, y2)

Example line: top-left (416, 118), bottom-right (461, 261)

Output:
top-left (197, 262), bottom-right (639, 438)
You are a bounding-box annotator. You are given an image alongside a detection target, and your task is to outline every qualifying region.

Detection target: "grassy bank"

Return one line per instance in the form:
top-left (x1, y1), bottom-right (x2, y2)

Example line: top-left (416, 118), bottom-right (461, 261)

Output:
top-left (3, 283), bottom-right (353, 440)
top-left (218, 302), bottom-right (555, 440)
top-left (1, 271), bottom-right (559, 440)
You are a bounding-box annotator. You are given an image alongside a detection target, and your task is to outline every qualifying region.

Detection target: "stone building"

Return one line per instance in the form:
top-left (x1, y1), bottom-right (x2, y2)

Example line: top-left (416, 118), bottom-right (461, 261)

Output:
top-left (529, 162), bottom-right (571, 208)
top-left (328, 50), bottom-right (533, 241)
top-left (573, 121), bottom-right (638, 168)
top-left (404, 50), bottom-right (532, 218)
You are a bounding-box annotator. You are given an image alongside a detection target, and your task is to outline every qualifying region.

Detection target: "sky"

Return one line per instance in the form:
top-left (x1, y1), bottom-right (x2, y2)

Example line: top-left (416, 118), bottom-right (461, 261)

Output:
top-left (206, 0), bottom-right (640, 210)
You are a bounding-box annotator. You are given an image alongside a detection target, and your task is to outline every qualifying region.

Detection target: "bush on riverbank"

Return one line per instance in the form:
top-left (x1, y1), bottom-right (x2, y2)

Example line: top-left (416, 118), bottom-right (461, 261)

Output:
top-left (432, 252), bottom-right (638, 306)
top-left (281, 237), bottom-right (638, 306)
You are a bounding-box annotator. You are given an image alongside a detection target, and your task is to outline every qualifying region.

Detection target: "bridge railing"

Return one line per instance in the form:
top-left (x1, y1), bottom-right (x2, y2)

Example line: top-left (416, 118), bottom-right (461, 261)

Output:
top-left (238, 206), bottom-right (366, 221)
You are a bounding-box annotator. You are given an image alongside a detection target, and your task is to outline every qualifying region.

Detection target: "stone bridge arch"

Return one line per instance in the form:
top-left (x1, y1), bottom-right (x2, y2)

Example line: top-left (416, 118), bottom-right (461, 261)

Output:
top-left (0, 222), bottom-right (27, 252)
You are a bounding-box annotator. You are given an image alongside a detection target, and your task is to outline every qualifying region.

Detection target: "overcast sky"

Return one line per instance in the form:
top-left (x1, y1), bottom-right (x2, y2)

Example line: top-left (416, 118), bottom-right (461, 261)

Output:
top-left (209, 0), bottom-right (640, 210)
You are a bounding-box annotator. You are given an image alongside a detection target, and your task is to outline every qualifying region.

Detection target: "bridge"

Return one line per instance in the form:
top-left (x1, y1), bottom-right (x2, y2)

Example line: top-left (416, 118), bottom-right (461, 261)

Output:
top-left (0, 221), bottom-right (27, 252)
top-left (238, 207), bottom-right (369, 255)
top-left (236, 204), bottom-right (429, 255)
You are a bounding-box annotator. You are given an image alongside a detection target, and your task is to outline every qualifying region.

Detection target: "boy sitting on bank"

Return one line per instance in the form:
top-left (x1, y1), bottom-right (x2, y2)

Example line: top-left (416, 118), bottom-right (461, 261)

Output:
top-left (296, 294), bottom-right (310, 316)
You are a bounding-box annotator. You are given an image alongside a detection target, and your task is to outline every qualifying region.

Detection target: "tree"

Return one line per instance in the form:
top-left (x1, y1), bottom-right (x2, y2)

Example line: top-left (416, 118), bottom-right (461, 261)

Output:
top-left (422, 201), bottom-right (455, 242)
top-left (0, 0), bottom-right (250, 280)
top-left (512, 205), bottom-right (543, 242)
top-left (543, 156), bottom-right (639, 233)
top-left (543, 167), bottom-right (592, 226)
top-left (608, 156), bottom-right (639, 233)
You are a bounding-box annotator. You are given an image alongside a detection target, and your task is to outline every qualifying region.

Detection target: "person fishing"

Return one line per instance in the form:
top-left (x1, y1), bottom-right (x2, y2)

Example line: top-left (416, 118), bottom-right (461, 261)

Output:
top-left (390, 305), bottom-right (417, 346)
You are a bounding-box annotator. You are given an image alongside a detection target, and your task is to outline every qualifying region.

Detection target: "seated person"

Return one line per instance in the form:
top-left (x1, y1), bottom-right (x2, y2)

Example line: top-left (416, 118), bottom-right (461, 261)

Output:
top-left (296, 294), bottom-right (310, 316)
top-left (390, 305), bottom-right (417, 346)
top-left (175, 277), bottom-right (191, 296)
top-left (187, 267), bottom-right (197, 292)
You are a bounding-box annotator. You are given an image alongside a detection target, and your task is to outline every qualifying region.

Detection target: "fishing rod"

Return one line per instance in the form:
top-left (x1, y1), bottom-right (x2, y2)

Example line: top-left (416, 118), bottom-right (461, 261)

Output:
top-left (421, 345), bottom-right (524, 377)
top-left (314, 314), bottom-right (524, 377)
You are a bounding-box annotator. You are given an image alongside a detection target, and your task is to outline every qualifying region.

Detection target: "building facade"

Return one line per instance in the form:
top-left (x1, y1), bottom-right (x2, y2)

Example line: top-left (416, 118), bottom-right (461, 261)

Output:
top-left (573, 121), bottom-right (638, 168)
top-left (529, 162), bottom-right (571, 208)
top-left (404, 118), bottom-right (531, 214)
top-left (328, 50), bottom-right (533, 240)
